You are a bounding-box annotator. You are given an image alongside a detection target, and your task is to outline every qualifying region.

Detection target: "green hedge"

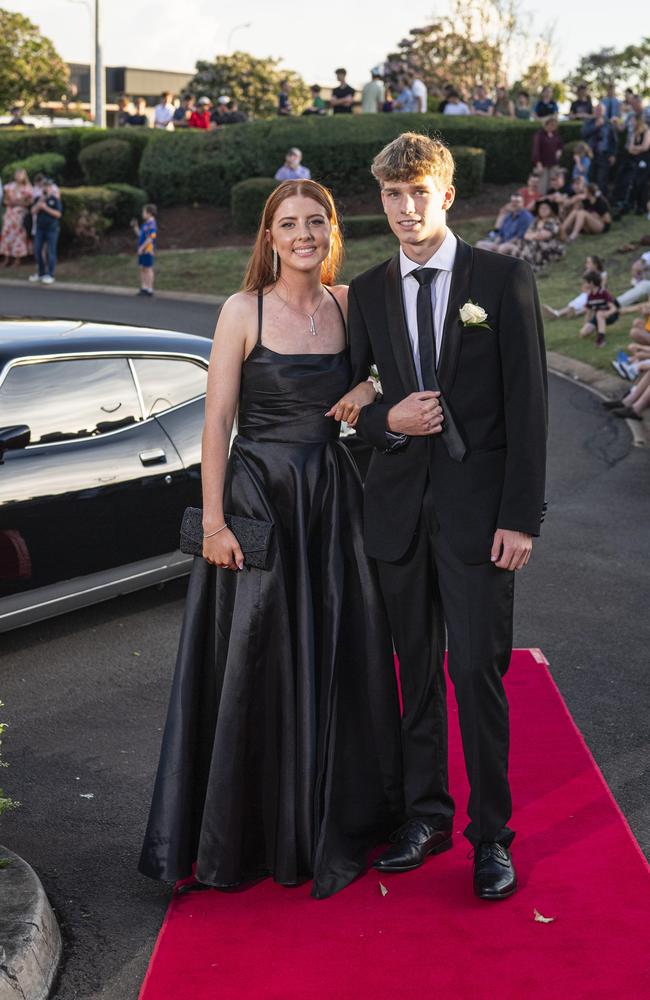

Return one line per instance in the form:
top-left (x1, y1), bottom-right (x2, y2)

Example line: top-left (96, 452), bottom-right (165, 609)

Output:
top-left (58, 186), bottom-right (119, 246)
top-left (104, 183), bottom-right (148, 227)
top-left (231, 177), bottom-right (278, 233)
top-left (341, 214), bottom-right (389, 238)
top-left (79, 138), bottom-right (134, 184)
top-left (139, 115), bottom-right (582, 208)
top-left (1, 152), bottom-right (66, 184)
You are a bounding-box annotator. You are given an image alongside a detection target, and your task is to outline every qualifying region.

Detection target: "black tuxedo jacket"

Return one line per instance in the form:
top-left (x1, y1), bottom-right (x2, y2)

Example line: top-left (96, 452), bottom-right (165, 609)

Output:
top-left (349, 238), bottom-right (548, 564)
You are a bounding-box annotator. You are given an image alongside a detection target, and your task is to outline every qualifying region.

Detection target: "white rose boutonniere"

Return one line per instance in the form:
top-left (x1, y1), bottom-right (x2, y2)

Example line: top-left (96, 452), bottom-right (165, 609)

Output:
top-left (459, 300), bottom-right (491, 330)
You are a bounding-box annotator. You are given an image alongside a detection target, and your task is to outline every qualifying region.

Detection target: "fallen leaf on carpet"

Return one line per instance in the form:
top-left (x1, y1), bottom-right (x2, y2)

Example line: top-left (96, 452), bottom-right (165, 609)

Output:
top-left (379, 882), bottom-right (388, 897)
top-left (534, 908), bottom-right (556, 923)
top-left (79, 793), bottom-right (95, 799)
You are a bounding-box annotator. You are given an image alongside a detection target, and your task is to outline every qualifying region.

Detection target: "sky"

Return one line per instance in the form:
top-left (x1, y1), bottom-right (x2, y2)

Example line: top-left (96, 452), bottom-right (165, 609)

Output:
top-left (7, 0), bottom-right (642, 91)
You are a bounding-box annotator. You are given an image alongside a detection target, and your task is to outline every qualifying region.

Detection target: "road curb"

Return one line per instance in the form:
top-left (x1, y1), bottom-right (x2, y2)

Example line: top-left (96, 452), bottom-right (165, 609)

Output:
top-left (0, 277), bottom-right (225, 307)
top-left (547, 350), bottom-right (648, 447)
top-left (0, 846), bottom-right (61, 1000)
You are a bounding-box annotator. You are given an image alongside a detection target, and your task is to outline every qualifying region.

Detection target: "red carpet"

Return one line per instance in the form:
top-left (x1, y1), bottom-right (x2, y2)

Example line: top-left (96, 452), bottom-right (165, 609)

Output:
top-left (139, 650), bottom-right (650, 1000)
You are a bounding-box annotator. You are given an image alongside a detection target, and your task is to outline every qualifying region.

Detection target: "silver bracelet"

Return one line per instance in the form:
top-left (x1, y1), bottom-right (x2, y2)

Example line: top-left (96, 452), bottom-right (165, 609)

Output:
top-left (204, 523), bottom-right (227, 538)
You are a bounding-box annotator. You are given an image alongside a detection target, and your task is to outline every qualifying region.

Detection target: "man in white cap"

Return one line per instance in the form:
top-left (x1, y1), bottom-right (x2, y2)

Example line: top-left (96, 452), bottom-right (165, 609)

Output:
top-left (211, 95), bottom-right (230, 127)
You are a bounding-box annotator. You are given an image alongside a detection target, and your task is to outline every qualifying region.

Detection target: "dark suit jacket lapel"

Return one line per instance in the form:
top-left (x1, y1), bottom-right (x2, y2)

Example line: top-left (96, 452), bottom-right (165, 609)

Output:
top-left (437, 237), bottom-right (473, 393)
top-left (385, 254), bottom-right (419, 394)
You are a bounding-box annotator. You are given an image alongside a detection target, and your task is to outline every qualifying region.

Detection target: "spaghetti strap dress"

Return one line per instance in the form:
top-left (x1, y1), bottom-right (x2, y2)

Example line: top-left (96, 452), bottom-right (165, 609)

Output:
top-left (139, 288), bottom-right (403, 898)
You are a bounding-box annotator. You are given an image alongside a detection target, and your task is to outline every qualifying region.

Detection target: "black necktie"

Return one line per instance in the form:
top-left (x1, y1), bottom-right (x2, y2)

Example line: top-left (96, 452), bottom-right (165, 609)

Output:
top-left (411, 266), bottom-right (438, 387)
top-left (409, 267), bottom-right (466, 462)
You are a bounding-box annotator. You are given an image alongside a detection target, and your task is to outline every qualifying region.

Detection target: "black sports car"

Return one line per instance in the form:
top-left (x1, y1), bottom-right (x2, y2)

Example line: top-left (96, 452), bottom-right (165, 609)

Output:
top-left (0, 320), bottom-right (211, 632)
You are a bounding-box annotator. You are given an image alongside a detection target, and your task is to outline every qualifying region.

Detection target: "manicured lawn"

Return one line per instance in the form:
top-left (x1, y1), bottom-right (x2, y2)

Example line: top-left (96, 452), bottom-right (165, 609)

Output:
top-left (53, 214), bottom-right (649, 372)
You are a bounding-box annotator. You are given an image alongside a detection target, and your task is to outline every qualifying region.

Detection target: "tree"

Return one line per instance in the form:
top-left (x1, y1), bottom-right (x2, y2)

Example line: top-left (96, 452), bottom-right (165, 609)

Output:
top-left (0, 9), bottom-right (69, 112)
top-left (387, 0), bottom-right (559, 99)
top-left (189, 51), bottom-right (310, 120)
top-left (565, 39), bottom-right (650, 98)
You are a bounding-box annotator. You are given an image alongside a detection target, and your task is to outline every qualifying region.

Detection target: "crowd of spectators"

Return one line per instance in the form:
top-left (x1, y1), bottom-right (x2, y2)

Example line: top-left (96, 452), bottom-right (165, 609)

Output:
top-left (114, 92), bottom-right (249, 130)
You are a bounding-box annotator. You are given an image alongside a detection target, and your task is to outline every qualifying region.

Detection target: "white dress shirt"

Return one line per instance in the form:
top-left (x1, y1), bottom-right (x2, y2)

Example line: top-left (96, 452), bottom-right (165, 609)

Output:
top-left (399, 228), bottom-right (457, 389)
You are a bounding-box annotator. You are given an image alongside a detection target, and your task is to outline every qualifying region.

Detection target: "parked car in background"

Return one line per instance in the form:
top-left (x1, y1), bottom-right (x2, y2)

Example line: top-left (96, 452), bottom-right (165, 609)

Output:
top-left (0, 320), bottom-right (210, 631)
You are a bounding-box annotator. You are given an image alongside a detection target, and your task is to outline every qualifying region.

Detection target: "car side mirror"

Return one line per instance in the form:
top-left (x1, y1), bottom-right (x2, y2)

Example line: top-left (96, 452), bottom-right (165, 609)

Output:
top-left (0, 425), bottom-right (31, 463)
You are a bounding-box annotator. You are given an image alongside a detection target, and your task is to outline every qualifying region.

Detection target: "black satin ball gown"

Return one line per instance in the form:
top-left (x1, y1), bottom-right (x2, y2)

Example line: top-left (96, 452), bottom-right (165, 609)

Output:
top-left (139, 289), bottom-right (403, 899)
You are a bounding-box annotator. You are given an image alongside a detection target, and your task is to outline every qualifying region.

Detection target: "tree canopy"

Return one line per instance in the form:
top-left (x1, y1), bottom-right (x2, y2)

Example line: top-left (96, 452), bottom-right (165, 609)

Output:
top-left (566, 40), bottom-right (650, 98)
top-left (0, 9), bottom-right (69, 112)
top-left (387, 0), bottom-right (558, 99)
top-left (189, 51), bottom-right (309, 119)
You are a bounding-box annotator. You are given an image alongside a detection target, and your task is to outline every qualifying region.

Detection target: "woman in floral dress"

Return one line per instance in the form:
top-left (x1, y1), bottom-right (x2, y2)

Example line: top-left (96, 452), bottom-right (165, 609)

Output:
top-left (519, 199), bottom-right (565, 272)
top-left (0, 169), bottom-right (33, 266)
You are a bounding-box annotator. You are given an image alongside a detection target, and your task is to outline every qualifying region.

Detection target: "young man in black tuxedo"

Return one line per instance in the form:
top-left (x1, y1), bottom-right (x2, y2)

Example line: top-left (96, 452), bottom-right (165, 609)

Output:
top-left (349, 133), bottom-right (547, 899)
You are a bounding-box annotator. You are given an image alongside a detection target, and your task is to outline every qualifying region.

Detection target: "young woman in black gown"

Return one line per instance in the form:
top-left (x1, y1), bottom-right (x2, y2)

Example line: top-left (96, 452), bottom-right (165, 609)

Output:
top-left (139, 180), bottom-right (403, 899)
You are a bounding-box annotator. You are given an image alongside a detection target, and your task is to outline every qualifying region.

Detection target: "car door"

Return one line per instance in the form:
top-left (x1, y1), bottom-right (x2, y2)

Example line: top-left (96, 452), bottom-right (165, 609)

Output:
top-left (0, 355), bottom-right (187, 602)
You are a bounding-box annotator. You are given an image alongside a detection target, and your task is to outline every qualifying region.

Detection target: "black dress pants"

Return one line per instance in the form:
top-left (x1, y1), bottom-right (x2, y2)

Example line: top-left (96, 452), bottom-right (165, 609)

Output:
top-left (375, 480), bottom-right (515, 847)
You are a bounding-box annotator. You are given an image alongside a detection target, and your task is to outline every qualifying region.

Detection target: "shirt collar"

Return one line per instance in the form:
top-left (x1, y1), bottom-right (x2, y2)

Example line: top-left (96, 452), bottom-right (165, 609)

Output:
top-left (400, 228), bottom-right (457, 278)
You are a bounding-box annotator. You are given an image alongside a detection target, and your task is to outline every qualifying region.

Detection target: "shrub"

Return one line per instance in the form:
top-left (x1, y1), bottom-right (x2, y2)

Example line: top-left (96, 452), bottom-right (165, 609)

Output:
top-left (0, 127), bottom-right (85, 174)
top-left (231, 177), bottom-right (279, 232)
top-left (79, 138), bottom-right (134, 185)
top-left (342, 214), bottom-right (389, 238)
top-left (104, 183), bottom-right (148, 227)
top-left (59, 186), bottom-right (117, 246)
top-left (1, 152), bottom-right (66, 184)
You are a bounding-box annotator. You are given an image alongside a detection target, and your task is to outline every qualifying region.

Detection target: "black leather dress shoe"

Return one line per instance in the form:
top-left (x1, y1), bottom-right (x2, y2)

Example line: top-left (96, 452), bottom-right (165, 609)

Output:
top-left (472, 842), bottom-right (517, 900)
top-left (373, 819), bottom-right (453, 873)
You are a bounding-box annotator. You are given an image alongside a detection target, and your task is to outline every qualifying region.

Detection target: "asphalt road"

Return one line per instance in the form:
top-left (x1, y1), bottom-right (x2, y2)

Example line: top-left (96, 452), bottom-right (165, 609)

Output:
top-left (1, 288), bottom-right (649, 1000)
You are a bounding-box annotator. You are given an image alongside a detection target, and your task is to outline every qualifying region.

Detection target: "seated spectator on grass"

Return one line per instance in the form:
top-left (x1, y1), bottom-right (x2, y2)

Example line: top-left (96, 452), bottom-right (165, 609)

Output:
top-left (605, 367), bottom-right (650, 421)
top-left (545, 167), bottom-right (572, 214)
top-left (475, 193), bottom-right (533, 254)
top-left (173, 95), bottom-right (193, 128)
top-left (582, 104), bottom-right (618, 193)
top-left (532, 116), bottom-right (563, 193)
top-left (188, 97), bottom-right (211, 129)
top-left (569, 84), bottom-right (593, 120)
top-left (225, 100), bottom-right (247, 124)
top-left (515, 90), bottom-right (532, 120)
top-left (601, 83), bottom-right (621, 121)
top-left (561, 182), bottom-right (611, 241)
top-left (330, 68), bottom-right (355, 114)
top-left (533, 86), bottom-right (559, 120)
top-left (443, 90), bottom-right (470, 115)
top-left (629, 301), bottom-right (650, 346)
top-left (579, 270), bottom-right (620, 347)
top-left (615, 250), bottom-right (650, 307)
top-left (277, 80), bottom-right (292, 116)
top-left (471, 85), bottom-right (494, 116)
top-left (274, 148), bottom-right (311, 181)
top-left (518, 173), bottom-right (542, 210)
top-left (543, 254), bottom-right (607, 319)
top-left (519, 199), bottom-right (565, 272)
top-left (127, 97), bottom-right (149, 127)
top-left (116, 96), bottom-right (132, 127)
top-left (154, 92), bottom-right (175, 130)
top-left (494, 86), bottom-right (514, 117)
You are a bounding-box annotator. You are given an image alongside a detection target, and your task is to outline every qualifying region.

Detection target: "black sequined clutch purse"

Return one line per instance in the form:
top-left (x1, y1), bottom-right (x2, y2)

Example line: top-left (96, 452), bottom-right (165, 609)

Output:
top-left (180, 507), bottom-right (273, 570)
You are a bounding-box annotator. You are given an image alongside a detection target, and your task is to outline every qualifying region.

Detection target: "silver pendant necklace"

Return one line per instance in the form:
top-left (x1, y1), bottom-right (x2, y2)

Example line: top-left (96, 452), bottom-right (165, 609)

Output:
top-left (274, 285), bottom-right (325, 336)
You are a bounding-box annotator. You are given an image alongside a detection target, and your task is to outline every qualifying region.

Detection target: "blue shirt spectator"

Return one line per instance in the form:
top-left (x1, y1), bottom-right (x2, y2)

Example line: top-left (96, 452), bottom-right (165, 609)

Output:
top-left (499, 207), bottom-right (534, 241)
top-left (601, 89), bottom-right (621, 120)
top-left (275, 148), bottom-right (311, 181)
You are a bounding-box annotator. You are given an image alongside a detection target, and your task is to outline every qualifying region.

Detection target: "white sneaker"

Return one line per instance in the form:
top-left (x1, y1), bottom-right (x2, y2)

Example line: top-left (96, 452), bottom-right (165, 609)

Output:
top-left (28, 273), bottom-right (42, 283)
top-left (41, 275), bottom-right (55, 285)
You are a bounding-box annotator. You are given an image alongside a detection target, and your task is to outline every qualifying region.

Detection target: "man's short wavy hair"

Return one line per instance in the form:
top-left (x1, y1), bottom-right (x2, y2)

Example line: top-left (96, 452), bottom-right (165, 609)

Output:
top-left (371, 132), bottom-right (455, 188)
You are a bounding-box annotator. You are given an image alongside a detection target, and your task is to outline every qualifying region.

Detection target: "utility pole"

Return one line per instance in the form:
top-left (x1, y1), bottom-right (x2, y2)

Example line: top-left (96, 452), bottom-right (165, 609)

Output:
top-left (94, 0), bottom-right (105, 127)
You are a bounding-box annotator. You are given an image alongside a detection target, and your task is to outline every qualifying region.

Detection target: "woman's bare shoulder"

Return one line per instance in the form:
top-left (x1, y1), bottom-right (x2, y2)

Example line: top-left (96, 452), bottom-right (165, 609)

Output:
top-left (329, 284), bottom-right (349, 309)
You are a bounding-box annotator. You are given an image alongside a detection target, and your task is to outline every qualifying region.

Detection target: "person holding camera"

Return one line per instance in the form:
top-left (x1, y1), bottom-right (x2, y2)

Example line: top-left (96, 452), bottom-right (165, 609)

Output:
top-left (27, 178), bottom-right (61, 285)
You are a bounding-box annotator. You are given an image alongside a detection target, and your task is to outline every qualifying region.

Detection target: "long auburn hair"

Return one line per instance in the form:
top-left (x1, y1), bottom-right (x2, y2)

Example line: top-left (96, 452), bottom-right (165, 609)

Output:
top-left (242, 180), bottom-right (344, 291)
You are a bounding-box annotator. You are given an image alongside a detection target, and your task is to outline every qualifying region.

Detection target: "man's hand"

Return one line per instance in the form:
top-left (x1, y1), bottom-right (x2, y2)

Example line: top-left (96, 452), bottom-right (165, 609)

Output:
top-left (387, 391), bottom-right (443, 436)
top-left (491, 529), bottom-right (532, 571)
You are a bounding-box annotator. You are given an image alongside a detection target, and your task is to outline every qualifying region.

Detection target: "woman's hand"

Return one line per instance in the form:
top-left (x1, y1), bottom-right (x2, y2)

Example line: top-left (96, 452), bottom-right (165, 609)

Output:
top-left (203, 526), bottom-right (244, 570)
top-left (324, 381), bottom-right (376, 427)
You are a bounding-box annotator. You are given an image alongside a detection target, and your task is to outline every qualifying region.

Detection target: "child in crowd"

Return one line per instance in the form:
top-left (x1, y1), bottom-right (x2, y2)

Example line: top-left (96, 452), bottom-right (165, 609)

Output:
top-left (580, 270), bottom-right (620, 346)
top-left (542, 255), bottom-right (607, 319)
top-left (572, 142), bottom-right (593, 183)
top-left (131, 204), bottom-right (157, 297)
